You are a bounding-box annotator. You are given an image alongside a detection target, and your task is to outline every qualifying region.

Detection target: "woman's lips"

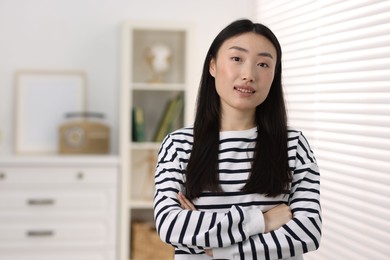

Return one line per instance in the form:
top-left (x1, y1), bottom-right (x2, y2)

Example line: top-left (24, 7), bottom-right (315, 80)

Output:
top-left (234, 86), bottom-right (255, 94)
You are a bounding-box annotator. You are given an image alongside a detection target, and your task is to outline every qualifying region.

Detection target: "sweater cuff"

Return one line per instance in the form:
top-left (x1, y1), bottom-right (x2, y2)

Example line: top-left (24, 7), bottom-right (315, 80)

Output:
top-left (212, 244), bottom-right (237, 260)
top-left (212, 208), bottom-right (264, 259)
top-left (244, 208), bottom-right (265, 235)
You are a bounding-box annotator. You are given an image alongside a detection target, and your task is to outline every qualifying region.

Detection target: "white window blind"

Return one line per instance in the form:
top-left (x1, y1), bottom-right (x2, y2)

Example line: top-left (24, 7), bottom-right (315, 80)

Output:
top-left (255, 1), bottom-right (390, 259)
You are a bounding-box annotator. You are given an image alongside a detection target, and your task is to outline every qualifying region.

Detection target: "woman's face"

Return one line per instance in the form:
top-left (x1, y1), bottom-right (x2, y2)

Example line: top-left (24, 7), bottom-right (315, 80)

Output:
top-left (209, 32), bottom-right (277, 115)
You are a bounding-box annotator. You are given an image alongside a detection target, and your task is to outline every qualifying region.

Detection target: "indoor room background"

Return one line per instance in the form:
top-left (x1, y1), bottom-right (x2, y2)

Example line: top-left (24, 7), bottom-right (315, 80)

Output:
top-left (0, 0), bottom-right (388, 260)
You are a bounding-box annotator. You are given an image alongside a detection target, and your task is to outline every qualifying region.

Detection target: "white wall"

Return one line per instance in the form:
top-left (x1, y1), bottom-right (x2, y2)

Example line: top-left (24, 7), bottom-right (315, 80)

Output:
top-left (0, 0), bottom-right (255, 156)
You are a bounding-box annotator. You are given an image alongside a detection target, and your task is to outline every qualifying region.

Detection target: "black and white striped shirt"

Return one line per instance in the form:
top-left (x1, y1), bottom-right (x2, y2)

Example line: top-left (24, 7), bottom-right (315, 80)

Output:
top-left (154, 127), bottom-right (321, 260)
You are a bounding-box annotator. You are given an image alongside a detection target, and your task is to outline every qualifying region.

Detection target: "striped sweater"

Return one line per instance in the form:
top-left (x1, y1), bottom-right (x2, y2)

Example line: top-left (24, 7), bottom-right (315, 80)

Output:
top-left (154, 127), bottom-right (321, 260)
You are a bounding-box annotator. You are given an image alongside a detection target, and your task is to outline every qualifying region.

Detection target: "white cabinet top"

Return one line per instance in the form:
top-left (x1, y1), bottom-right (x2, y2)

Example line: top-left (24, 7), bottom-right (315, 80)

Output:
top-left (0, 156), bottom-right (119, 167)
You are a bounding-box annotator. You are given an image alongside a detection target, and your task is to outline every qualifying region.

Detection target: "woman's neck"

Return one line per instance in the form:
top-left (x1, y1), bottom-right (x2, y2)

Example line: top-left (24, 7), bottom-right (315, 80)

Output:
top-left (220, 109), bottom-right (256, 131)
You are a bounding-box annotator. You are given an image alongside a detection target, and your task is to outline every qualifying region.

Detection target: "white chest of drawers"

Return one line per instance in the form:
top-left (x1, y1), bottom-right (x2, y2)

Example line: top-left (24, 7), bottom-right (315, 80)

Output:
top-left (0, 156), bottom-right (119, 260)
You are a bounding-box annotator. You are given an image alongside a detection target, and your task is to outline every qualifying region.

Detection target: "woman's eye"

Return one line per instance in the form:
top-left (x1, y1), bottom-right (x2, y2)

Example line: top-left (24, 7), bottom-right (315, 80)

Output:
top-left (258, 63), bottom-right (269, 68)
top-left (231, 57), bottom-right (241, 62)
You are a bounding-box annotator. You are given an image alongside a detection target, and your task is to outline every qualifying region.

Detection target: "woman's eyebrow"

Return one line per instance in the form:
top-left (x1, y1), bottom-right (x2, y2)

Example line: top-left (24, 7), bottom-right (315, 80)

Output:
top-left (229, 46), bottom-right (274, 59)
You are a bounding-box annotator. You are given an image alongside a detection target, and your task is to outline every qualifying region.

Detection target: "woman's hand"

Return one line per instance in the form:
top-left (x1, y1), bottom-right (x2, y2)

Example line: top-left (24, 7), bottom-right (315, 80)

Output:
top-left (178, 191), bottom-right (197, 211)
top-left (205, 249), bottom-right (213, 256)
top-left (177, 192), bottom-right (213, 257)
top-left (263, 204), bottom-right (292, 233)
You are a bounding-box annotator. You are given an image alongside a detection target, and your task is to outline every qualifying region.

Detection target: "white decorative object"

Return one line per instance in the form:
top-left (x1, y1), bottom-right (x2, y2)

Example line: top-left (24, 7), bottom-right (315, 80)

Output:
top-left (145, 43), bottom-right (172, 83)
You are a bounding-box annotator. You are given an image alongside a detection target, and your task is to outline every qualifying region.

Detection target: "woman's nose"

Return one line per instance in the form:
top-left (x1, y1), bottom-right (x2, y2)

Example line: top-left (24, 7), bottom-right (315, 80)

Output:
top-left (241, 64), bottom-right (255, 82)
top-left (242, 75), bottom-right (254, 82)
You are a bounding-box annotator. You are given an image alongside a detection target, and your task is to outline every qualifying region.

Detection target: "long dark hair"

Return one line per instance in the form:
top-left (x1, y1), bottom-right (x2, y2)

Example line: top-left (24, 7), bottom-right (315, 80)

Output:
top-left (185, 19), bottom-right (290, 199)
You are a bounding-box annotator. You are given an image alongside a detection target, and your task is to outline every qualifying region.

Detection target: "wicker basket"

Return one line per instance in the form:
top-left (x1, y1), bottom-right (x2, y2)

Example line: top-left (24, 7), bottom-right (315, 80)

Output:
top-left (131, 221), bottom-right (174, 260)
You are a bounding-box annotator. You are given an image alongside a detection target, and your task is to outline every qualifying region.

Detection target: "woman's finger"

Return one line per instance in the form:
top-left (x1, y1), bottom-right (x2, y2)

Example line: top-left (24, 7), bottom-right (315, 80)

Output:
top-left (178, 193), bottom-right (190, 209)
top-left (178, 192), bottom-right (197, 211)
top-left (205, 249), bottom-right (213, 256)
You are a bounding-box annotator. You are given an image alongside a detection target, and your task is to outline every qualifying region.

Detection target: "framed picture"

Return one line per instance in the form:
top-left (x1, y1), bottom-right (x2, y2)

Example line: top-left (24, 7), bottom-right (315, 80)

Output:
top-left (15, 70), bottom-right (87, 154)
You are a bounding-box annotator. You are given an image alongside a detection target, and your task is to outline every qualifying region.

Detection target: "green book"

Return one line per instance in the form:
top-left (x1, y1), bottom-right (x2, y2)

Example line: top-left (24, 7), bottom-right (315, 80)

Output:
top-left (132, 107), bottom-right (145, 142)
top-left (167, 93), bottom-right (184, 134)
top-left (154, 93), bottom-right (184, 142)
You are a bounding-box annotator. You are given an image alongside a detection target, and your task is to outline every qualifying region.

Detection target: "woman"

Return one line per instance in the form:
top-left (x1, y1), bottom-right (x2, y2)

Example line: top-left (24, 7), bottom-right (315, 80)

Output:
top-left (154, 19), bottom-right (321, 260)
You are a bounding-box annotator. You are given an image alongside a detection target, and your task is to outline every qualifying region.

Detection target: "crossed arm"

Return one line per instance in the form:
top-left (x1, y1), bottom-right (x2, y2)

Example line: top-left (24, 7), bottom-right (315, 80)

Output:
top-left (177, 192), bottom-right (293, 257)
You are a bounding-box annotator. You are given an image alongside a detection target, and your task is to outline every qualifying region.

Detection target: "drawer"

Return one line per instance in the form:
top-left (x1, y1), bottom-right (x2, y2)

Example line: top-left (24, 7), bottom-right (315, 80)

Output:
top-left (0, 221), bottom-right (113, 246)
top-left (0, 167), bottom-right (117, 184)
top-left (0, 250), bottom-right (115, 260)
top-left (0, 189), bottom-right (113, 211)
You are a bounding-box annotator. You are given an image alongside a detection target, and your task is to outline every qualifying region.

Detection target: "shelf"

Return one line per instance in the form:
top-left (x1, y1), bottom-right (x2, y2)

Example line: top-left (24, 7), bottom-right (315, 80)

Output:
top-left (132, 83), bottom-right (186, 91)
top-left (120, 20), bottom-right (194, 260)
top-left (131, 142), bottom-right (161, 150)
top-left (129, 199), bottom-right (154, 209)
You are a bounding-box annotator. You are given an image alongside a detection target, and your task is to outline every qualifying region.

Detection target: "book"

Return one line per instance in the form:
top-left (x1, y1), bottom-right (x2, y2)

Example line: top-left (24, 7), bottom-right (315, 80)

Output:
top-left (153, 93), bottom-right (184, 142)
top-left (132, 107), bottom-right (145, 142)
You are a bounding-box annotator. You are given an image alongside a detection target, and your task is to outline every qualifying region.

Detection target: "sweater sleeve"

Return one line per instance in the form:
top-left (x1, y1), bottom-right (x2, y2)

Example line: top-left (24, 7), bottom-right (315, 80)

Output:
top-left (153, 133), bottom-right (265, 254)
top-left (213, 132), bottom-right (322, 259)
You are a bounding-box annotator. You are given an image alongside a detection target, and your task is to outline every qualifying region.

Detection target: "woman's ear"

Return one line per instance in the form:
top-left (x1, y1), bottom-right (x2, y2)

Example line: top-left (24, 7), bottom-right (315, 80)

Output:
top-left (209, 58), bottom-right (216, 77)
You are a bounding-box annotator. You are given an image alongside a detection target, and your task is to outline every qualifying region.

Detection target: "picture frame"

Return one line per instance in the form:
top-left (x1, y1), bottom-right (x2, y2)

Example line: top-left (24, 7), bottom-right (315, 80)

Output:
top-left (15, 70), bottom-right (87, 154)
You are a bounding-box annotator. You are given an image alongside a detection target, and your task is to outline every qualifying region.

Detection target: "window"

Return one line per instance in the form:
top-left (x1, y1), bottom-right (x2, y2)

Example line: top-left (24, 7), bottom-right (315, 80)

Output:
top-left (256, 1), bottom-right (390, 259)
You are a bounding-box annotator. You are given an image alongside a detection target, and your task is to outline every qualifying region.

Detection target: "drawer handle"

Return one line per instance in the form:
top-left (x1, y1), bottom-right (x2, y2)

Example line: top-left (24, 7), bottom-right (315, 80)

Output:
top-left (0, 172), bottom-right (5, 180)
top-left (27, 199), bottom-right (55, 206)
top-left (26, 230), bottom-right (54, 237)
top-left (77, 172), bottom-right (84, 180)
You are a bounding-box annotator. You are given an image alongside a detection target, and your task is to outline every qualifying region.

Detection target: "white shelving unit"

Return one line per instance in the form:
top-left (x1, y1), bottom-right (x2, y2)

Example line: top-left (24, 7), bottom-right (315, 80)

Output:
top-left (119, 20), bottom-right (194, 259)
